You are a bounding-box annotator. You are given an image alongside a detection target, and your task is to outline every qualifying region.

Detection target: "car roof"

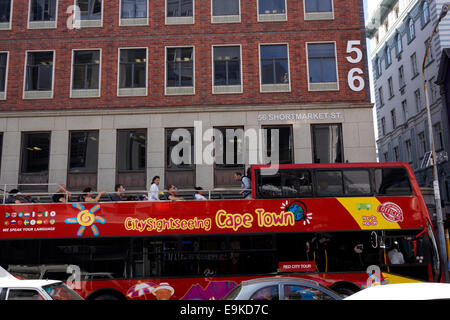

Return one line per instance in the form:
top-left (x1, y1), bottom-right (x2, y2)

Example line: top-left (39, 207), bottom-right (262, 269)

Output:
top-left (345, 283), bottom-right (450, 300)
top-left (0, 278), bottom-right (61, 289)
top-left (241, 277), bottom-right (321, 287)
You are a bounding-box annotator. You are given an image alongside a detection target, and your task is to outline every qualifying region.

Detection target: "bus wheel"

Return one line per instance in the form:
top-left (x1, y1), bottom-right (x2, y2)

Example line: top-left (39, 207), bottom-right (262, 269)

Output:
top-left (94, 294), bottom-right (121, 300)
top-left (333, 287), bottom-right (359, 298)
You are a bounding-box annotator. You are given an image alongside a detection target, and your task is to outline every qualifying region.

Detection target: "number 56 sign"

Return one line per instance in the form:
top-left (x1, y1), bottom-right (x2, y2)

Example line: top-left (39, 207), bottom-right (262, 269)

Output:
top-left (346, 40), bottom-right (365, 92)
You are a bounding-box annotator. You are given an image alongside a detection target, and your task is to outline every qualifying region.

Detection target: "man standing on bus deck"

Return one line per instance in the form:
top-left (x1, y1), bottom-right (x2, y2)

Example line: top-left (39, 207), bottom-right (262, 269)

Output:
top-left (234, 172), bottom-right (251, 199)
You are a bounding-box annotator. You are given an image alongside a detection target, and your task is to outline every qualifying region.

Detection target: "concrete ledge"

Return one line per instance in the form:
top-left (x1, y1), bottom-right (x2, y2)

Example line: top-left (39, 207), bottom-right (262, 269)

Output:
top-left (213, 85), bottom-right (242, 94)
top-left (120, 18), bottom-right (148, 26)
top-left (0, 92), bottom-right (5, 100)
top-left (211, 15), bottom-right (240, 23)
top-left (23, 90), bottom-right (53, 99)
top-left (308, 82), bottom-right (339, 91)
top-left (80, 19), bottom-right (102, 28)
top-left (165, 86), bottom-right (195, 95)
top-left (28, 20), bottom-right (57, 29)
top-left (165, 16), bottom-right (193, 25)
top-left (118, 87), bottom-right (146, 97)
top-left (261, 83), bottom-right (290, 93)
top-left (258, 13), bottom-right (287, 22)
top-left (304, 12), bottom-right (334, 21)
top-left (71, 89), bottom-right (100, 98)
top-left (0, 22), bottom-right (11, 30)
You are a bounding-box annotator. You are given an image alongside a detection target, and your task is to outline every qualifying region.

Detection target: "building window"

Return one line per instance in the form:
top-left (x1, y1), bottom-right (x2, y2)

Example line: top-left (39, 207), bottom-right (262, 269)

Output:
top-left (429, 77), bottom-right (438, 103)
top-left (304, 0), bottom-right (332, 13)
top-left (411, 52), bottom-right (419, 77)
top-left (418, 131), bottom-right (426, 158)
top-left (116, 129), bottom-right (146, 189)
top-left (25, 51), bottom-right (54, 93)
top-left (398, 66), bottom-right (405, 88)
top-left (213, 127), bottom-right (244, 187)
top-left (391, 109), bottom-right (397, 129)
top-left (260, 44), bottom-right (289, 91)
top-left (69, 131), bottom-right (99, 173)
top-left (424, 38), bottom-right (434, 66)
top-left (20, 132), bottom-right (50, 174)
top-left (381, 117), bottom-right (386, 136)
top-left (72, 50), bottom-right (100, 91)
top-left (29, 0), bottom-right (57, 22)
top-left (258, 0), bottom-right (286, 15)
top-left (167, 0), bottom-right (192, 17)
top-left (0, 0), bottom-right (11, 23)
top-left (119, 48), bottom-right (147, 93)
top-left (76, 0), bottom-right (102, 20)
top-left (388, 77), bottom-right (394, 98)
top-left (378, 86), bottom-right (384, 107)
top-left (0, 52), bottom-right (7, 97)
top-left (262, 126), bottom-right (293, 164)
top-left (433, 122), bottom-right (444, 151)
top-left (408, 18), bottom-right (415, 42)
top-left (414, 89), bottom-right (422, 112)
top-left (393, 146), bottom-right (400, 161)
top-left (121, 0), bottom-right (147, 19)
top-left (307, 42), bottom-right (338, 90)
top-left (166, 47), bottom-right (194, 89)
top-left (396, 33), bottom-right (402, 55)
top-left (165, 127), bottom-right (195, 188)
top-left (401, 100), bottom-right (408, 122)
top-left (213, 46), bottom-right (241, 86)
top-left (421, 1), bottom-right (430, 27)
top-left (383, 152), bottom-right (389, 162)
top-left (375, 57), bottom-right (382, 78)
top-left (385, 46), bottom-right (391, 68)
top-left (405, 139), bottom-right (412, 164)
top-left (312, 124), bottom-right (343, 163)
top-left (212, 0), bottom-right (239, 23)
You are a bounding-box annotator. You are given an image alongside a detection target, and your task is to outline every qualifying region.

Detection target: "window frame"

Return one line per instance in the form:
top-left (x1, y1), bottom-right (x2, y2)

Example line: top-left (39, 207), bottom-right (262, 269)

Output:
top-left (210, 0), bottom-right (241, 23)
top-left (165, 0), bottom-right (194, 25)
top-left (303, 0), bottom-right (334, 21)
top-left (258, 43), bottom-right (291, 93)
top-left (20, 131), bottom-right (51, 175)
top-left (261, 125), bottom-right (294, 165)
top-left (117, 47), bottom-right (148, 97)
top-left (306, 41), bottom-right (339, 91)
top-left (0, 51), bottom-right (9, 100)
top-left (27, 0), bottom-right (58, 29)
top-left (74, 0), bottom-right (103, 27)
top-left (23, 49), bottom-right (55, 99)
top-left (70, 48), bottom-right (102, 98)
top-left (165, 45), bottom-right (195, 95)
top-left (119, 0), bottom-right (149, 26)
top-left (212, 44), bottom-right (243, 94)
top-left (67, 130), bottom-right (100, 174)
top-left (311, 123), bottom-right (344, 164)
top-left (116, 128), bottom-right (147, 173)
top-left (0, 0), bottom-right (13, 29)
top-left (257, 0), bottom-right (287, 22)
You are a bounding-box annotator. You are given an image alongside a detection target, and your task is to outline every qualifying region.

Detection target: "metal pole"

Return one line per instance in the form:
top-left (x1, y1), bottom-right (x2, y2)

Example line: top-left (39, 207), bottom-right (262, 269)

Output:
top-left (422, 3), bottom-right (450, 282)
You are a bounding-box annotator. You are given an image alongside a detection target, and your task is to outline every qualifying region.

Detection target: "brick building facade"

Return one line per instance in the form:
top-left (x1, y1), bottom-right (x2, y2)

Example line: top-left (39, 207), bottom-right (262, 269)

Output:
top-left (0, 0), bottom-right (376, 193)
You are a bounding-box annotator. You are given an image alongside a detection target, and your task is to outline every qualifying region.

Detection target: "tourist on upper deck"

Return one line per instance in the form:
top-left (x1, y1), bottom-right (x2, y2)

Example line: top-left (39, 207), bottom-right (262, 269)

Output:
top-left (110, 184), bottom-right (125, 201)
top-left (194, 187), bottom-right (207, 200)
top-left (52, 184), bottom-right (71, 203)
top-left (81, 187), bottom-right (106, 203)
top-left (149, 176), bottom-right (161, 201)
top-left (167, 185), bottom-right (184, 201)
top-left (234, 171), bottom-right (251, 199)
top-left (5, 189), bottom-right (22, 204)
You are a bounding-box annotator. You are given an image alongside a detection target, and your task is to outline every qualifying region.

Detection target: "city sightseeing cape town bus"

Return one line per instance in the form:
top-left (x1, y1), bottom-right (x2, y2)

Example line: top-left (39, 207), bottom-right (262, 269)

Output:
top-left (0, 163), bottom-right (442, 300)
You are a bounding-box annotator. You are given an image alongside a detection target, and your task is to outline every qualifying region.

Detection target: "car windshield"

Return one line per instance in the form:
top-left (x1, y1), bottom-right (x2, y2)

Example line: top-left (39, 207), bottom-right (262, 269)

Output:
top-left (222, 285), bottom-right (242, 300)
top-left (42, 283), bottom-right (83, 300)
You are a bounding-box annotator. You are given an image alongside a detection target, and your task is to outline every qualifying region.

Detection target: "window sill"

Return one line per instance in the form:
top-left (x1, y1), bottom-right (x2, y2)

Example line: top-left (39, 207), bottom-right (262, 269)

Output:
top-left (165, 86), bottom-right (195, 95)
top-left (258, 13), bottom-right (287, 22)
top-left (0, 91), bottom-right (5, 100)
top-left (304, 11), bottom-right (334, 20)
top-left (165, 16), bottom-right (194, 25)
top-left (71, 89), bottom-right (100, 98)
top-left (211, 15), bottom-right (240, 23)
top-left (260, 83), bottom-right (290, 93)
top-left (118, 87), bottom-right (147, 97)
top-left (308, 82), bottom-right (339, 91)
top-left (0, 22), bottom-right (11, 30)
top-left (119, 18), bottom-right (148, 26)
top-left (213, 85), bottom-right (242, 94)
top-left (28, 20), bottom-right (57, 29)
top-left (80, 19), bottom-right (102, 28)
top-left (23, 90), bottom-right (53, 99)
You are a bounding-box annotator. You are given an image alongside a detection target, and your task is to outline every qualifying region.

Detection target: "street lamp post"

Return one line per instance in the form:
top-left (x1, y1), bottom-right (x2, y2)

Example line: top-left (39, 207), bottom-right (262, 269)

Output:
top-left (422, 3), bottom-right (450, 282)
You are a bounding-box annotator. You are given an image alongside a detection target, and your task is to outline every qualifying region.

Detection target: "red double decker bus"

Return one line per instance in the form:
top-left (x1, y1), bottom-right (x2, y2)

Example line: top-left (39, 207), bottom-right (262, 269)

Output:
top-left (0, 163), bottom-right (442, 300)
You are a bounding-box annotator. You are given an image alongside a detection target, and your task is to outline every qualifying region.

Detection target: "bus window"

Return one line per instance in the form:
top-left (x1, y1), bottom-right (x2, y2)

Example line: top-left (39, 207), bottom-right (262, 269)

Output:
top-left (258, 171), bottom-right (282, 198)
top-left (281, 170), bottom-right (312, 198)
top-left (375, 168), bottom-right (412, 196)
top-left (315, 171), bottom-right (343, 196)
top-left (343, 170), bottom-right (371, 196)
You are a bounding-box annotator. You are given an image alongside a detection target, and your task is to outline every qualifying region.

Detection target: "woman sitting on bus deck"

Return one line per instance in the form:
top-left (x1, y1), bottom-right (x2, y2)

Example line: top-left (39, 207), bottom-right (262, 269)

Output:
top-left (52, 184), bottom-right (71, 203)
top-left (194, 187), bottom-right (207, 200)
top-left (81, 187), bottom-right (106, 203)
top-left (167, 185), bottom-right (184, 201)
top-left (148, 176), bottom-right (161, 201)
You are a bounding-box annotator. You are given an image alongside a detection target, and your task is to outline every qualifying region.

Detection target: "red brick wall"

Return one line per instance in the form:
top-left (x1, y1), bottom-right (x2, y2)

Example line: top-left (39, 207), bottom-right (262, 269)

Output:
top-left (0, 0), bottom-right (369, 111)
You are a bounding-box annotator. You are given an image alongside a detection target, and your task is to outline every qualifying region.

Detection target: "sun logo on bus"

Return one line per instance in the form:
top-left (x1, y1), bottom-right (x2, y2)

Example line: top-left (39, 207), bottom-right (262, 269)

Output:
top-left (281, 200), bottom-right (312, 226)
top-left (64, 203), bottom-right (106, 237)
